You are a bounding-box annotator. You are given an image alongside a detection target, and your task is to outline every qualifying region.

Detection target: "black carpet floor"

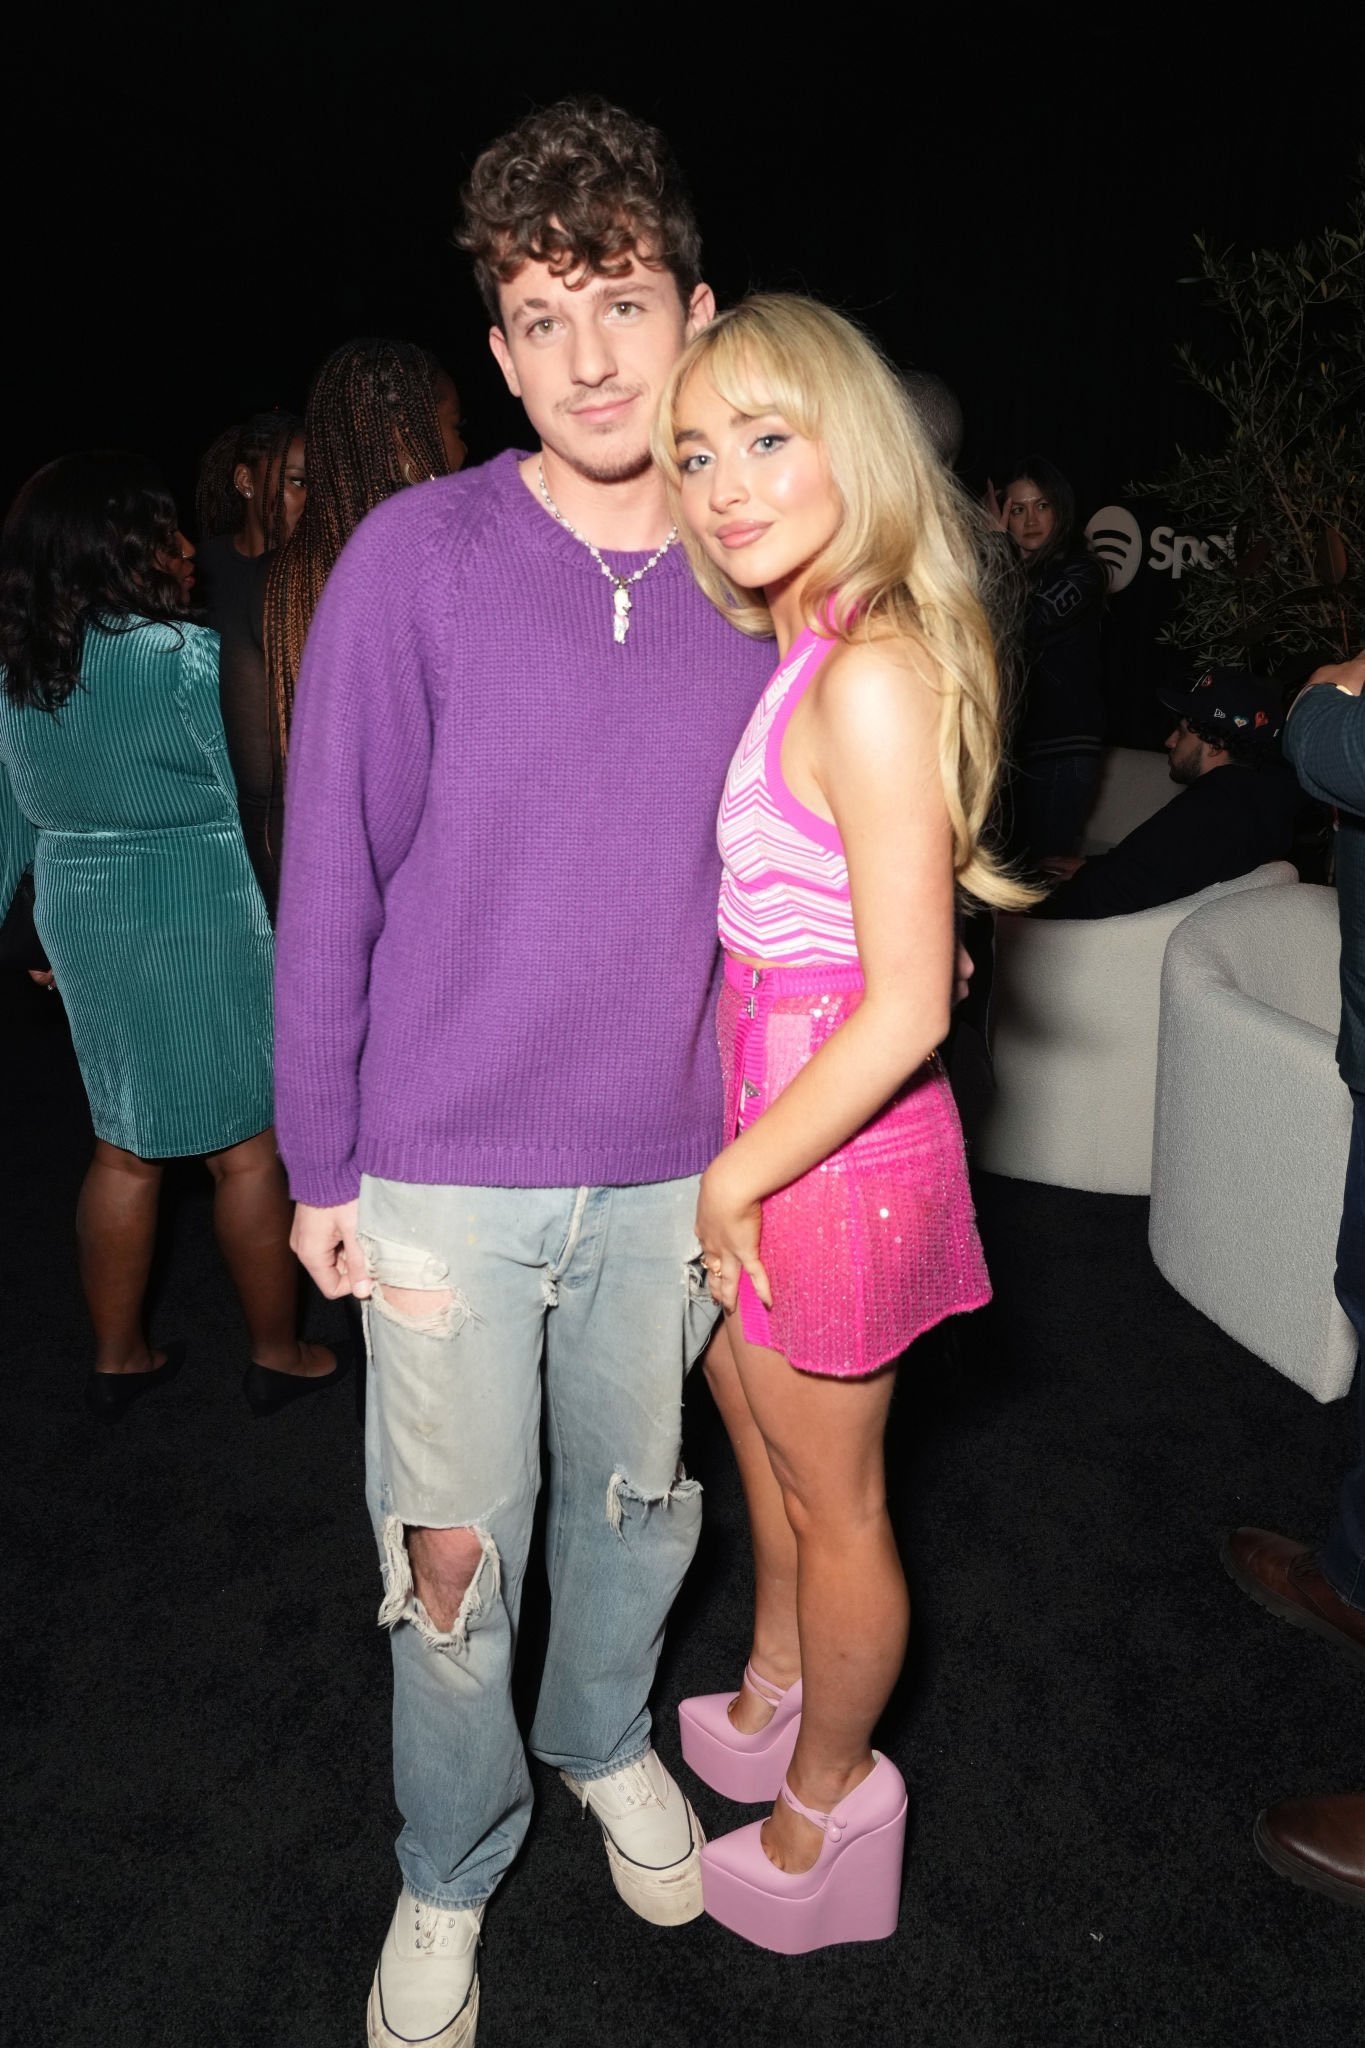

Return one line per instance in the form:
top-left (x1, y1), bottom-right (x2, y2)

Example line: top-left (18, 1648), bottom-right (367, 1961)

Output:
top-left (5, 964), bottom-right (1363, 2048)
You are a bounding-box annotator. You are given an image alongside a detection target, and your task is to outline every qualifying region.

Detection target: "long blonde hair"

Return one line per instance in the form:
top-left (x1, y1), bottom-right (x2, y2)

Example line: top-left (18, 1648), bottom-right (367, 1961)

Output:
top-left (652, 294), bottom-right (1034, 911)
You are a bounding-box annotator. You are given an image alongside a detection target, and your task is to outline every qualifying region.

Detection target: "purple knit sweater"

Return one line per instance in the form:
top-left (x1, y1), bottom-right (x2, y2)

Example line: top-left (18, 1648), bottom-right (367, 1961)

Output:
top-left (274, 450), bottom-right (774, 1207)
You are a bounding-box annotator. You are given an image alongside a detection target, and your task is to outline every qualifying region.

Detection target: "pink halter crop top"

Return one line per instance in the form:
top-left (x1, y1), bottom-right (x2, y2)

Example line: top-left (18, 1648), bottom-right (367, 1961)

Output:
top-left (716, 625), bottom-right (858, 966)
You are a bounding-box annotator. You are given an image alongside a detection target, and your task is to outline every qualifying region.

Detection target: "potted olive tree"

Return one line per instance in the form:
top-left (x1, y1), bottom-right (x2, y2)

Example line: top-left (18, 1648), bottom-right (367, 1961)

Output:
top-left (1144, 185), bottom-right (1365, 670)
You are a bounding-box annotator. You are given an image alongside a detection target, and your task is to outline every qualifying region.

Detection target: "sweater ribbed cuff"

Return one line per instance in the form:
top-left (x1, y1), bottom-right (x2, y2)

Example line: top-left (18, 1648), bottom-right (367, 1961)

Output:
top-left (284, 1164), bottom-right (363, 1211)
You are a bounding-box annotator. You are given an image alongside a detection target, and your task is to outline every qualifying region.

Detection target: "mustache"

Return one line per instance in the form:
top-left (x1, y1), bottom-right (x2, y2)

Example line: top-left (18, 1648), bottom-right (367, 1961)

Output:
top-left (561, 385), bottom-right (642, 415)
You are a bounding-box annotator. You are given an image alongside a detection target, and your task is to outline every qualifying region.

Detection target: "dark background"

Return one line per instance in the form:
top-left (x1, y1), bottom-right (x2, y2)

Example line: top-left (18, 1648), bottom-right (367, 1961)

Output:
top-left (11, 12), bottom-right (1365, 735)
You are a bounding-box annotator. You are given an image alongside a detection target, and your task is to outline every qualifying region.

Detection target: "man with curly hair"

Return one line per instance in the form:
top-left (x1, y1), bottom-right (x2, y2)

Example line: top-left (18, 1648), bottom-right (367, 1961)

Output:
top-left (273, 99), bottom-right (773, 2045)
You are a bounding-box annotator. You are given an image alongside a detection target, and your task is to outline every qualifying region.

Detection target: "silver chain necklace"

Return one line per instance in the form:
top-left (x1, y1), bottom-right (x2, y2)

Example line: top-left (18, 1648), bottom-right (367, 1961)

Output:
top-left (536, 462), bottom-right (677, 644)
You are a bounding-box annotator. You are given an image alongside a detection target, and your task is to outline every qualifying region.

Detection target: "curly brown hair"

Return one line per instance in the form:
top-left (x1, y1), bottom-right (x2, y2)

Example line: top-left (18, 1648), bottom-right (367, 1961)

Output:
top-left (1, 451), bottom-right (187, 712)
top-left (456, 96), bottom-right (703, 321)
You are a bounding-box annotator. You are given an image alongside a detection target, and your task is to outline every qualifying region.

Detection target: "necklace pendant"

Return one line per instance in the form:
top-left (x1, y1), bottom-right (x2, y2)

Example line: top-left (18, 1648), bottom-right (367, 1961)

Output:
top-left (612, 583), bottom-right (632, 644)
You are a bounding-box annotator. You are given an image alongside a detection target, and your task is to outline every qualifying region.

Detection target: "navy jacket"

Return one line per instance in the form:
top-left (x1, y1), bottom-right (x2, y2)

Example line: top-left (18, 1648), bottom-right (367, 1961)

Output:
top-left (1284, 685), bottom-right (1365, 1091)
top-left (1017, 549), bottom-right (1106, 756)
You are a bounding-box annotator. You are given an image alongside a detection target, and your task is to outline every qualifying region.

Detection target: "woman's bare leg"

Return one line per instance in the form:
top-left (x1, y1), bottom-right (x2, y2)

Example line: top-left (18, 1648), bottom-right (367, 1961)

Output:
top-left (77, 1139), bottom-right (165, 1372)
top-left (704, 1318), bottom-right (801, 1730)
top-left (204, 1126), bottom-right (333, 1376)
top-left (725, 1310), bottom-right (907, 1874)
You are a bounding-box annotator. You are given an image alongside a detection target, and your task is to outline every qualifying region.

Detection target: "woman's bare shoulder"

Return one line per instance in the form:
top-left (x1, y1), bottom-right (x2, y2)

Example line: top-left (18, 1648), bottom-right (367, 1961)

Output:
top-left (813, 630), bottom-right (940, 731)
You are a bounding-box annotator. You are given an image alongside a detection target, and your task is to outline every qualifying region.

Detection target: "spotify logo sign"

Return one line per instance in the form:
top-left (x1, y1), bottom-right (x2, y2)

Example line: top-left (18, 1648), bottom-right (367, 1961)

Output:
top-left (1085, 506), bottom-right (1143, 592)
top-left (1085, 505), bottom-right (1235, 593)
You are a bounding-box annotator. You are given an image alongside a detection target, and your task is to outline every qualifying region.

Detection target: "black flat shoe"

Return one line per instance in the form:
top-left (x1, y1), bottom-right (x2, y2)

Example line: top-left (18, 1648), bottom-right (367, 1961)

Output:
top-left (242, 1343), bottom-right (351, 1418)
top-left (84, 1342), bottom-right (186, 1421)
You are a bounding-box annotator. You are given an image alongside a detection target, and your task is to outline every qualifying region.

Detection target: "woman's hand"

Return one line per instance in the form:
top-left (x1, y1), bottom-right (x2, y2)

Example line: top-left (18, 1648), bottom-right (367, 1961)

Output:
top-left (696, 1153), bottom-right (772, 1316)
top-left (983, 478), bottom-right (1010, 533)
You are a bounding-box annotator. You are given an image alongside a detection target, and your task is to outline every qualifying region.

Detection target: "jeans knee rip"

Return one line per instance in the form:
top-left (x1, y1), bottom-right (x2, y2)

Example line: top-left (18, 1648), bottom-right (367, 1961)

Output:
top-left (606, 1463), bottom-right (703, 1534)
top-left (377, 1514), bottom-right (500, 1653)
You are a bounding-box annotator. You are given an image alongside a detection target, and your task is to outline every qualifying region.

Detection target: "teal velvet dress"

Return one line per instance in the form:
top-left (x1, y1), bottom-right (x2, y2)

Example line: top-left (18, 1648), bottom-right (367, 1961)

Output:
top-left (0, 618), bottom-right (274, 1157)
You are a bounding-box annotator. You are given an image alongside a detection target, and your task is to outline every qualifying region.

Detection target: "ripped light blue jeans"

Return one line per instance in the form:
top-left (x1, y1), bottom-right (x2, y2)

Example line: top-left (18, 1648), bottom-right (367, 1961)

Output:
top-left (359, 1172), bottom-right (715, 1911)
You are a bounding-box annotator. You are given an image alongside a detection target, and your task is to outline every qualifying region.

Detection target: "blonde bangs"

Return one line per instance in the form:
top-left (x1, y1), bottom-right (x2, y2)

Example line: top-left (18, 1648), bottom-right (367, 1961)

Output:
top-left (682, 316), bottom-right (826, 448)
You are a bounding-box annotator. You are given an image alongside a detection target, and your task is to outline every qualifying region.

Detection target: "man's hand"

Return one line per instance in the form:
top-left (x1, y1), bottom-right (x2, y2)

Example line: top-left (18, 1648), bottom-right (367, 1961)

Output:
top-left (953, 938), bottom-right (974, 1006)
top-left (290, 1199), bottom-right (370, 1299)
top-left (1303, 653), bottom-right (1365, 697)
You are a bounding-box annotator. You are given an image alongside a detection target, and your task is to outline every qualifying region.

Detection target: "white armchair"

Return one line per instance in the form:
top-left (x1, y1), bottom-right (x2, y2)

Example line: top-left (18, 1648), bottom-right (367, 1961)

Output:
top-left (975, 862), bottom-right (1298, 1195)
top-left (1080, 746), bottom-right (1178, 855)
top-left (1148, 883), bottom-right (1355, 1402)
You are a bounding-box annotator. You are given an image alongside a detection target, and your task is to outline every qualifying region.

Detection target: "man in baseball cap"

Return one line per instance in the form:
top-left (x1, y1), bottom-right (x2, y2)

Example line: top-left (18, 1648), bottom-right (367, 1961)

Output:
top-left (1156, 664), bottom-right (1285, 764)
top-left (1034, 664), bottom-right (1301, 920)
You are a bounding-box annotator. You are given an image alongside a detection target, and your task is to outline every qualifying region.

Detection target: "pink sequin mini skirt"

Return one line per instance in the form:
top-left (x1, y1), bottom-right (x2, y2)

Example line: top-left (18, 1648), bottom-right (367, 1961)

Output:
top-left (718, 956), bottom-right (991, 1378)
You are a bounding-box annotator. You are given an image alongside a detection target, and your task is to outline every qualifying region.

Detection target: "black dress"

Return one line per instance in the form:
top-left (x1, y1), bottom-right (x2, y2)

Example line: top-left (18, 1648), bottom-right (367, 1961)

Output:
top-left (200, 537), bottom-right (282, 920)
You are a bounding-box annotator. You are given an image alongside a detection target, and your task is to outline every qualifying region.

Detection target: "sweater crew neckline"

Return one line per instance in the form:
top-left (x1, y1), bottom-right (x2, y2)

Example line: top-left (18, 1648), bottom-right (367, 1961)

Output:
top-left (483, 448), bottom-right (686, 574)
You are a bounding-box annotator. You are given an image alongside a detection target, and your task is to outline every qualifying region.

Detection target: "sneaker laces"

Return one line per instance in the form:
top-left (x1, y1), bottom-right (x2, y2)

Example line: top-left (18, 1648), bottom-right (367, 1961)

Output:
top-left (572, 1759), bottom-right (663, 1815)
top-left (610, 1762), bottom-right (662, 1811)
top-left (411, 1899), bottom-right (474, 1954)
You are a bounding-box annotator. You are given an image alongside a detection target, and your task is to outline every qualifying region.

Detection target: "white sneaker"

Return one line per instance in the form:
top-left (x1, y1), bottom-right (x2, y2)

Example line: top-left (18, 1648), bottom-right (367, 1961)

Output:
top-left (561, 1747), bottom-right (705, 1925)
top-left (366, 1886), bottom-right (482, 2046)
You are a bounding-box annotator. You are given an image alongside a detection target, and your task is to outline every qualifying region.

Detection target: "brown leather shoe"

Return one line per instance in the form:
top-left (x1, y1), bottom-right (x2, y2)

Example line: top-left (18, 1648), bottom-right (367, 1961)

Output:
top-left (1220, 1527), bottom-right (1365, 1669)
top-left (1256, 1795), bottom-right (1365, 1909)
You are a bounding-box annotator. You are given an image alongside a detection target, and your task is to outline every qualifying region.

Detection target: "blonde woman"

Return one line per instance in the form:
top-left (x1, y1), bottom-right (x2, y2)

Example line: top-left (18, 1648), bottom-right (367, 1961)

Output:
top-left (651, 296), bottom-right (1032, 1954)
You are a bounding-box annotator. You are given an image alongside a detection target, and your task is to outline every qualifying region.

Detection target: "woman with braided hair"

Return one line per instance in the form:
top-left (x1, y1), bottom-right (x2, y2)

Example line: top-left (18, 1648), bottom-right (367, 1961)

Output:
top-left (217, 343), bottom-right (464, 915)
top-left (265, 340), bottom-right (465, 753)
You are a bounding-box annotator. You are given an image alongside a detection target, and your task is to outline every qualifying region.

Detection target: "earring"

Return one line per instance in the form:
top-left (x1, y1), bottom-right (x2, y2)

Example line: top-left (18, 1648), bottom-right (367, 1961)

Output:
top-left (241, 484), bottom-right (253, 497)
top-left (401, 460), bottom-right (418, 485)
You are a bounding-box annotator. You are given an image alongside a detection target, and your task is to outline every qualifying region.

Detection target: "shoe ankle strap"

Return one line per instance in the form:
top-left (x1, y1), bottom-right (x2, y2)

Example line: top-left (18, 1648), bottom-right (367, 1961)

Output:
top-left (742, 1660), bottom-right (793, 1708)
top-left (780, 1778), bottom-right (845, 1841)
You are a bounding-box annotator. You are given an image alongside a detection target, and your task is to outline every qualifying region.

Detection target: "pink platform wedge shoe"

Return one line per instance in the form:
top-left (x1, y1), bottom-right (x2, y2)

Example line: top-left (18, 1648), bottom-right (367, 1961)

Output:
top-left (678, 1662), bottom-right (803, 1803)
top-left (699, 1752), bottom-right (907, 1955)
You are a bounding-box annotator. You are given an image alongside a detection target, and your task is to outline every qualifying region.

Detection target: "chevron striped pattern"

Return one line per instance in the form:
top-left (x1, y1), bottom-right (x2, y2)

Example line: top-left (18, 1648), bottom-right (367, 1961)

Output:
top-left (717, 626), bottom-right (858, 965)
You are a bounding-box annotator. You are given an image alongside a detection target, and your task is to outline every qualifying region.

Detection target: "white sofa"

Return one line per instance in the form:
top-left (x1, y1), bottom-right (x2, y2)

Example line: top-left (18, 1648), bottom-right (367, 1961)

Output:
top-left (975, 862), bottom-right (1298, 1195)
top-left (1148, 883), bottom-right (1355, 1402)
